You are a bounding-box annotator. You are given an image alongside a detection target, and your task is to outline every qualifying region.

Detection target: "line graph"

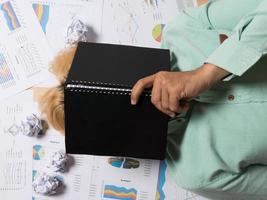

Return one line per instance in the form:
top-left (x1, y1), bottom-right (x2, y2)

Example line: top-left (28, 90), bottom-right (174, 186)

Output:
top-left (110, 0), bottom-right (139, 44)
top-left (0, 1), bottom-right (21, 32)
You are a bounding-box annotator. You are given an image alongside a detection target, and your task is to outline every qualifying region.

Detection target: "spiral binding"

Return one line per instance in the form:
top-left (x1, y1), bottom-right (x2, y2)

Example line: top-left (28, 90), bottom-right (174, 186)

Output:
top-left (66, 84), bottom-right (151, 96)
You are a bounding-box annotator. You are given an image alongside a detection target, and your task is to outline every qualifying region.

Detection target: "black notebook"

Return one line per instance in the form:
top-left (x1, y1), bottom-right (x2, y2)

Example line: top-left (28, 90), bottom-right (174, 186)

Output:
top-left (64, 42), bottom-right (170, 160)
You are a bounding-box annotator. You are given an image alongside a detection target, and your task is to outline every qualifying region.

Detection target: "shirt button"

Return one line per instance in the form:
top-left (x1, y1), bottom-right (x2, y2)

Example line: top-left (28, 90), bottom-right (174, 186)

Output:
top-left (228, 95), bottom-right (235, 101)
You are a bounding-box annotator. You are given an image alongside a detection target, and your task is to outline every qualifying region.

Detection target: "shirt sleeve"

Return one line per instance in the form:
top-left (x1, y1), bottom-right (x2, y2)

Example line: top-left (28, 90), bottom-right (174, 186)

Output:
top-left (205, 0), bottom-right (267, 78)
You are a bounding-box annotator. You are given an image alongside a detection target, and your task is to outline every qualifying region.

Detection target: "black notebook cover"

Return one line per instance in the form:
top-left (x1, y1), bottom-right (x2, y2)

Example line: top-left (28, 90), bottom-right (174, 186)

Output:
top-left (64, 42), bottom-right (170, 160)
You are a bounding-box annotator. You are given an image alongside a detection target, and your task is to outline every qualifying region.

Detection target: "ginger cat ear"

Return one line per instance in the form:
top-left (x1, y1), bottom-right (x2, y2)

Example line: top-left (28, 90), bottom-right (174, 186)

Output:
top-left (49, 45), bottom-right (77, 84)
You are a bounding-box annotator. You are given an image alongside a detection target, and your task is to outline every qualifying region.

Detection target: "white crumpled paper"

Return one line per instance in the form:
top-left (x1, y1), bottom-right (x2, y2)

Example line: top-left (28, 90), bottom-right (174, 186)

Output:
top-left (47, 151), bottom-right (69, 173)
top-left (33, 173), bottom-right (62, 195)
top-left (21, 114), bottom-right (43, 137)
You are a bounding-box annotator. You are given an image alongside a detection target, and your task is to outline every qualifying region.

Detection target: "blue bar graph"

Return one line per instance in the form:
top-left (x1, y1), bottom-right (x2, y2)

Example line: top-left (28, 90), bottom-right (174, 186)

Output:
top-left (0, 53), bottom-right (14, 85)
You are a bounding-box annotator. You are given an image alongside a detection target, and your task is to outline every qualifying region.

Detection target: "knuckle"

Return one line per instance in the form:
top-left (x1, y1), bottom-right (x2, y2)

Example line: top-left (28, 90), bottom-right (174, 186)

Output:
top-left (156, 71), bottom-right (166, 79)
top-left (131, 88), bottom-right (138, 97)
top-left (161, 79), bottom-right (168, 87)
top-left (137, 79), bottom-right (144, 86)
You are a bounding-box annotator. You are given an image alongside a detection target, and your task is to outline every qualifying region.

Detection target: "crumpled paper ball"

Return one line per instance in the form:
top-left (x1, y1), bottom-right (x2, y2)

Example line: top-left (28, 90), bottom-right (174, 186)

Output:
top-left (47, 151), bottom-right (69, 173)
top-left (32, 173), bottom-right (62, 195)
top-left (21, 114), bottom-right (43, 137)
top-left (66, 19), bottom-right (92, 45)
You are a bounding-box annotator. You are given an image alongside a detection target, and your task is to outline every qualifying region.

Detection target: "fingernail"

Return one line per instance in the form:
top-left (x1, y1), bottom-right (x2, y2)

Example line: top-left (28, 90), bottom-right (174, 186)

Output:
top-left (170, 113), bottom-right (175, 118)
top-left (131, 99), bottom-right (136, 105)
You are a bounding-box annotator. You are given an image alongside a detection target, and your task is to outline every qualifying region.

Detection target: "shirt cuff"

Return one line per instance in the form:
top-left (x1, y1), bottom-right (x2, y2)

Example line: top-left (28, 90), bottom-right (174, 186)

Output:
top-left (205, 38), bottom-right (262, 78)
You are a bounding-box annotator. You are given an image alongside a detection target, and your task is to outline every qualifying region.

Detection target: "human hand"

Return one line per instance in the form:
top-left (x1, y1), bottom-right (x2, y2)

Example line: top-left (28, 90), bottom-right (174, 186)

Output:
top-left (131, 63), bottom-right (230, 117)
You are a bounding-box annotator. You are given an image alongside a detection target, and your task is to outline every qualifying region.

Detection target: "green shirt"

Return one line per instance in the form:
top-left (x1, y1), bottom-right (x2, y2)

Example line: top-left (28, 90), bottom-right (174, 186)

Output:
top-left (162, 0), bottom-right (267, 199)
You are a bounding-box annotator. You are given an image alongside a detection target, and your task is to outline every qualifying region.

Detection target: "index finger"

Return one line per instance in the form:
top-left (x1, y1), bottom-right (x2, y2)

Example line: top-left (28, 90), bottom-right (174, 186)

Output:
top-left (131, 75), bottom-right (155, 105)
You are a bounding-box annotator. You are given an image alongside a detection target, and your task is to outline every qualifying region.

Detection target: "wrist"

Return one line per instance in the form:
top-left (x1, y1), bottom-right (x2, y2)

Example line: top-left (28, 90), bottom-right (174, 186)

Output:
top-left (197, 63), bottom-right (231, 86)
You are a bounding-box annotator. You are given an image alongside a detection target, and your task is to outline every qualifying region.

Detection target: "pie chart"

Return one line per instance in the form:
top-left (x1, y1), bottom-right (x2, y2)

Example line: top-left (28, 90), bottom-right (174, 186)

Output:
top-left (33, 144), bottom-right (45, 160)
top-left (152, 24), bottom-right (165, 42)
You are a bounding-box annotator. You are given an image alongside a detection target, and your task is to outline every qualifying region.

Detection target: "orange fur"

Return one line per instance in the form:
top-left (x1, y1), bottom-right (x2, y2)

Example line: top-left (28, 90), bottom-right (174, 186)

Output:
top-left (50, 46), bottom-right (77, 83)
top-left (36, 46), bottom-right (77, 134)
top-left (38, 87), bottom-right (65, 133)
